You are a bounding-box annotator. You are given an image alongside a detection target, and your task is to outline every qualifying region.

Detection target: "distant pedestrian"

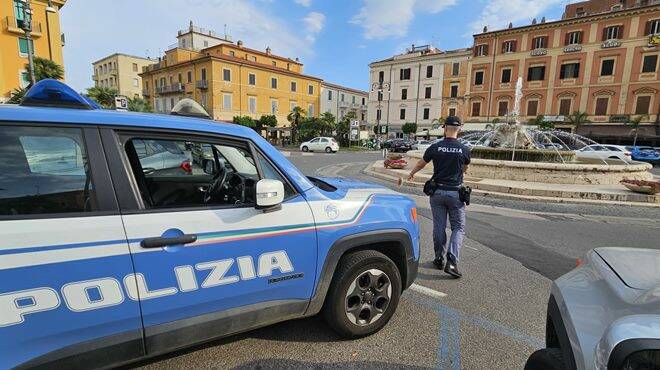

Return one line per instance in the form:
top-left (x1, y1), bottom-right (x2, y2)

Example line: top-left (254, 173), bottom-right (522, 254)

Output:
top-left (406, 116), bottom-right (471, 278)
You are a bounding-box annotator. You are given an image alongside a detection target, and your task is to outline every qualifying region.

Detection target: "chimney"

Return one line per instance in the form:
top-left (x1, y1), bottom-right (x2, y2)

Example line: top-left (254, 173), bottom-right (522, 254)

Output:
top-left (266, 46), bottom-right (271, 55)
top-left (508, 22), bottom-right (513, 29)
top-left (237, 40), bottom-right (243, 48)
top-left (541, 16), bottom-right (546, 23)
top-left (532, 18), bottom-right (537, 25)
top-left (483, 25), bottom-right (488, 33)
top-left (295, 57), bottom-right (299, 62)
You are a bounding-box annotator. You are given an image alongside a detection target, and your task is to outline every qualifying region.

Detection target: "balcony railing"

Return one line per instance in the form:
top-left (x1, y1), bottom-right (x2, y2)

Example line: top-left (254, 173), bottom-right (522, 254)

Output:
top-left (155, 82), bottom-right (185, 94)
top-left (196, 80), bottom-right (208, 89)
top-left (3, 17), bottom-right (42, 37)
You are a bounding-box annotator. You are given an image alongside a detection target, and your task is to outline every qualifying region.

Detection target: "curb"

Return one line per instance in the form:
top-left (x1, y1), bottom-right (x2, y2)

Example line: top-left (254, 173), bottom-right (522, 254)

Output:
top-left (363, 167), bottom-right (660, 208)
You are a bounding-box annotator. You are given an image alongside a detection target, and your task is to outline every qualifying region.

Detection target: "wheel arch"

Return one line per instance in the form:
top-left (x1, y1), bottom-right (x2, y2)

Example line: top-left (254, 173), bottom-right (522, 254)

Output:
top-left (304, 229), bottom-right (417, 316)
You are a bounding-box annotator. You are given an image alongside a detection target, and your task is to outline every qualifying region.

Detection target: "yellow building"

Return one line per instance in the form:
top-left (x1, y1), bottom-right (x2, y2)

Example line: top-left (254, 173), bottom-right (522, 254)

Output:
top-left (140, 24), bottom-right (321, 125)
top-left (0, 0), bottom-right (66, 102)
top-left (92, 53), bottom-right (156, 98)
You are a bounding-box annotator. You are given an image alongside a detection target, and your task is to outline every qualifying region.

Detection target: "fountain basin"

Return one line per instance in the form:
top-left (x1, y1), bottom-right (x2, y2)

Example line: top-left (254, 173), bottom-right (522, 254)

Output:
top-left (471, 147), bottom-right (575, 163)
top-left (407, 150), bottom-right (653, 185)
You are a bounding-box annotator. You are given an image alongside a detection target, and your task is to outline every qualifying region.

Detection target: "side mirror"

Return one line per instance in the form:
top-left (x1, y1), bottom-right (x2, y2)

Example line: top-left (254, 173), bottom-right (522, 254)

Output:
top-left (203, 159), bottom-right (216, 175)
top-left (255, 179), bottom-right (284, 212)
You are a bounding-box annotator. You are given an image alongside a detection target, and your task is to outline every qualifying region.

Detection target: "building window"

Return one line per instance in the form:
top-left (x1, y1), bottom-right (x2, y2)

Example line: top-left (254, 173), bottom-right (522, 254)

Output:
top-left (328, 90), bottom-right (333, 100)
top-left (248, 73), bottom-right (256, 85)
top-left (452, 62), bottom-right (460, 76)
top-left (178, 73), bottom-right (183, 83)
top-left (291, 81), bottom-right (297, 92)
top-left (399, 109), bottom-right (406, 120)
top-left (187, 71), bottom-right (192, 83)
top-left (133, 78), bottom-right (139, 87)
top-left (18, 37), bottom-right (34, 56)
top-left (474, 71), bottom-right (484, 85)
top-left (449, 108), bottom-right (456, 116)
top-left (527, 100), bottom-right (538, 116)
top-left (378, 71), bottom-right (384, 82)
top-left (423, 108), bottom-right (430, 120)
top-left (595, 97), bottom-right (609, 115)
top-left (223, 93), bottom-right (232, 110)
top-left (401, 88), bottom-right (408, 100)
top-left (575, 7), bottom-right (585, 17)
top-left (400, 68), bottom-right (411, 80)
top-left (204, 41), bottom-right (209, 47)
top-left (471, 102), bottom-right (481, 117)
top-left (498, 101), bottom-right (509, 116)
top-left (248, 96), bottom-right (257, 113)
top-left (308, 104), bottom-right (314, 117)
top-left (362, 97), bottom-right (365, 105)
top-left (229, 51), bottom-right (235, 57)
top-left (270, 99), bottom-right (278, 114)
top-left (19, 70), bottom-right (29, 88)
top-left (222, 69), bottom-right (231, 82)
top-left (290, 102), bottom-right (297, 112)
top-left (527, 66), bottom-right (546, 81)
top-left (271, 77), bottom-right (277, 89)
top-left (200, 92), bottom-right (207, 107)
top-left (201, 68), bottom-right (207, 81)
top-left (501, 68), bottom-right (512, 83)
top-left (642, 55), bottom-right (658, 73)
top-left (376, 109), bottom-right (382, 120)
top-left (377, 91), bottom-right (383, 101)
top-left (352, 96), bottom-right (356, 104)
top-left (635, 96), bottom-right (651, 115)
top-left (132, 63), bottom-right (138, 72)
top-left (565, 31), bottom-right (582, 45)
top-left (502, 40), bottom-right (516, 53)
top-left (560, 63), bottom-right (580, 79)
top-left (602, 25), bottom-right (621, 40)
top-left (645, 19), bottom-right (660, 36)
top-left (251, 56), bottom-right (257, 61)
top-left (600, 59), bottom-right (615, 76)
top-left (425, 86), bottom-right (432, 99)
top-left (532, 36), bottom-right (547, 49)
top-left (559, 98), bottom-right (572, 115)
top-left (450, 85), bottom-right (458, 98)
top-left (426, 65), bottom-right (433, 78)
top-left (475, 44), bottom-right (488, 57)
top-left (308, 85), bottom-right (314, 95)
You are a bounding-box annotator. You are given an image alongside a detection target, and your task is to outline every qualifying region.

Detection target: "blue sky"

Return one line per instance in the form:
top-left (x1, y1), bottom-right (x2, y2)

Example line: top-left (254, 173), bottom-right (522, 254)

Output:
top-left (60, 0), bottom-right (576, 94)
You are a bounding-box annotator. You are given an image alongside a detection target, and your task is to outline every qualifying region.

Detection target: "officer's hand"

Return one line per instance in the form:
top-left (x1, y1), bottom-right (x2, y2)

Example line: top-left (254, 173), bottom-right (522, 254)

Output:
top-left (407, 173), bottom-right (414, 182)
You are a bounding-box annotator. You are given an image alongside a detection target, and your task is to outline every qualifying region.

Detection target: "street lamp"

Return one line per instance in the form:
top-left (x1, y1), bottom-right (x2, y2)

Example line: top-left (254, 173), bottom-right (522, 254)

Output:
top-left (18, 0), bottom-right (36, 85)
top-left (371, 81), bottom-right (390, 145)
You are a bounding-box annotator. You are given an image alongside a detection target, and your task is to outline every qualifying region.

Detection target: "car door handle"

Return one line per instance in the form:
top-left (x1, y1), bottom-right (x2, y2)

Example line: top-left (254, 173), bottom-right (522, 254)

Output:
top-left (141, 234), bottom-right (197, 248)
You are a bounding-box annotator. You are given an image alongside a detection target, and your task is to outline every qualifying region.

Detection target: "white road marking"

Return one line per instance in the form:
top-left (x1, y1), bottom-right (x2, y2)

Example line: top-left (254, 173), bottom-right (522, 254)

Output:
top-left (302, 153), bottom-right (314, 156)
top-left (280, 151), bottom-right (291, 157)
top-left (410, 283), bottom-right (448, 299)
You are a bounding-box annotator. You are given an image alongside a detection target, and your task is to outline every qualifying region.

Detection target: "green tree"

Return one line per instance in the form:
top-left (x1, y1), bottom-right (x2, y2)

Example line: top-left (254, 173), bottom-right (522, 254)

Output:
top-left (127, 97), bottom-right (153, 113)
top-left (7, 88), bottom-right (27, 104)
top-left (402, 122), bottom-right (417, 135)
top-left (32, 57), bottom-right (65, 81)
top-left (528, 115), bottom-right (554, 131)
top-left (298, 117), bottom-right (322, 142)
top-left (319, 111), bottom-right (336, 136)
top-left (233, 115), bottom-right (257, 130)
top-left (627, 114), bottom-right (649, 147)
top-left (86, 86), bottom-right (118, 109)
top-left (566, 111), bottom-right (591, 133)
top-left (258, 115), bottom-right (278, 129)
top-left (287, 106), bottom-right (306, 143)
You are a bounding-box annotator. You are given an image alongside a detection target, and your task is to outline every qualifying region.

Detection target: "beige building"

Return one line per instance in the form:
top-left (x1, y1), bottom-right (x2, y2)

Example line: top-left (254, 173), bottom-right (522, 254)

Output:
top-left (320, 82), bottom-right (368, 124)
top-left (467, 0), bottom-right (660, 145)
top-left (92, 53), bottom-right (155, 98)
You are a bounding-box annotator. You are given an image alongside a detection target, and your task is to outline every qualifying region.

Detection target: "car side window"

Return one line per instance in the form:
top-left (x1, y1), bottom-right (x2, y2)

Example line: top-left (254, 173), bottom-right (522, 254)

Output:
top-left (125, 137), bottom-right (259, 209)
top-left (0, 126), bottom-right (97, 216)
top-left (310, 138), bottom-right (320, 143)
top-left (320, 138), bottom-right (328, 143)
top-left (255, 151), bottom-right (296, 199)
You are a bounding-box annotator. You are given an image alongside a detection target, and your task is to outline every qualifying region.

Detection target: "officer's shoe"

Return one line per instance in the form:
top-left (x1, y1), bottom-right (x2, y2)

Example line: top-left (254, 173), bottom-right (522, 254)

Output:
top-left (444, 260), bottom-right (462, 278)
top-left (432, 258), bottom-right (445, 270)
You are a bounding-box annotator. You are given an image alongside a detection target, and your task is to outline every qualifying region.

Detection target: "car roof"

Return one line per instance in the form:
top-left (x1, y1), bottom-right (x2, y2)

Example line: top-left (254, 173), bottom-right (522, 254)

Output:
top-left (0, 104), bottom-right (260, 141)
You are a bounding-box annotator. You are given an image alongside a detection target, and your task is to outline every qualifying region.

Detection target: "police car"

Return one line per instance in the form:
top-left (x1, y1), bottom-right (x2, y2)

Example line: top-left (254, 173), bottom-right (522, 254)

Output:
top-left (0, 80), bottom-right (420, 368)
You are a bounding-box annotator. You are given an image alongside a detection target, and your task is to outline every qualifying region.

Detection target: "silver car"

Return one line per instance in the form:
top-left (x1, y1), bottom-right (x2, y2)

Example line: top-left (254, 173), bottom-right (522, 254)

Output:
top-left (526, 247), bottom-right (660, 370)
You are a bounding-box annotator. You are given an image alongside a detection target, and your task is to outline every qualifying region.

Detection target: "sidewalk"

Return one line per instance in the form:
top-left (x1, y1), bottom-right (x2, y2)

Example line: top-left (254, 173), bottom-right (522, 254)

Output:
top-left (366, 161), bottom-right (660, 207)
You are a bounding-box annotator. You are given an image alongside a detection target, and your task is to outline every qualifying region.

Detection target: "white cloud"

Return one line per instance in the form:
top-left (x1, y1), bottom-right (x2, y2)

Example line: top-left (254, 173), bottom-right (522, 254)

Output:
top-left (304, 12), bottom-right (326, 43)
top-left (469, 0), bottom-right (578, 35)
top-left (350, 0), bottom-right (456, 39)
top-left (294, 0), bottom-right (312, 7)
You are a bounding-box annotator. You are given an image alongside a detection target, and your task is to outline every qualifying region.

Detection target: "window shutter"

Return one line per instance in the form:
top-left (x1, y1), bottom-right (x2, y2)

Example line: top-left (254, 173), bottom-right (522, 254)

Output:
top-left (473, 47), bottom-right (478, 57)
top-left (543, 36), bottom-right (548, 48)
top-left (578, 31), bottom-right (583, 44)
top-left (512, 40), bottom-right (517, 52)
top-left (618, 25), bottom-right (624, 39)
top-left (602, 27), bottom-right (608, 41)
top-left (645, 21), bottom-right (652, 36)
top-left (502, 42), bottom-right (506, 53)
top-left (565, 33), bottom-right (570, 46)
top-left (484, 45), bottom-right (489, 56)
top-left (575, 63), bottom-right (580, 78)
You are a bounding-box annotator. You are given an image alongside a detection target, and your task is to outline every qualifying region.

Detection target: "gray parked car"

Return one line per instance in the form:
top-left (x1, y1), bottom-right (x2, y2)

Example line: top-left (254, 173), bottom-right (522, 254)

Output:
top-left (525, 247), bottom-right (660, 370)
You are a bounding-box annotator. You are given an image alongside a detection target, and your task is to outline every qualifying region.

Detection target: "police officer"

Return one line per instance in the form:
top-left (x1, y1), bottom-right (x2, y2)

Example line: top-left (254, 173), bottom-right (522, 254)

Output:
top-left (407, 116), bottom-right (470, 278)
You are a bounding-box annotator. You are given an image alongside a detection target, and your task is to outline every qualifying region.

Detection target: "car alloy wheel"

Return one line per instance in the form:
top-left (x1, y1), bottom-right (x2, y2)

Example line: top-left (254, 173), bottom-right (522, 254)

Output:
top-left (325, 147), bottom-right (332, 153)
top-left (302, 146), bottom-right (309, 152)
top-left (344, 268), bottom-right (391, 326)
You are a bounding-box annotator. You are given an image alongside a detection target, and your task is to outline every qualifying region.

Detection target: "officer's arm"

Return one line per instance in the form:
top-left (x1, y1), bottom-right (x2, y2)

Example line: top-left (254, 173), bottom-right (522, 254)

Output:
top-left (407, 159), bottom-right (428, 181)
top-left (463, 164), bottom-right (469, 174)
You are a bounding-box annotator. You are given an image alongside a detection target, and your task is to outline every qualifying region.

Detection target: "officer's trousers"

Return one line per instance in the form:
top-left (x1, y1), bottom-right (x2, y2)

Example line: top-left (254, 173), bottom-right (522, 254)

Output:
top-left (430, 189), bottom-right (466, 263)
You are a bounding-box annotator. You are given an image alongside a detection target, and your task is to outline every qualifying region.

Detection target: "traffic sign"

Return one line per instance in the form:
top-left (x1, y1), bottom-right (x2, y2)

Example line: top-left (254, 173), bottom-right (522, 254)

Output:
top-left (115, 96), bottom-right (128, 111)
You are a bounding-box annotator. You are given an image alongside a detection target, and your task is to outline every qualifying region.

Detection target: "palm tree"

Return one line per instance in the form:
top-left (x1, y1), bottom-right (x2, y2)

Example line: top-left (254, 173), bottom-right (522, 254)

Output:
top-left (319, 111), bottom-right (336, 136)
top-left (32, 57), bottom-right (64, 81)
top-left (86, 86), bottom-right (118, 109)
top-left (7, 88), bottom-right (27, 104)
top-left (627, 114), bottom-right (649, 147)
top-left (287, 106), bottom-right (306, 143)
top-left (127, 97), bottom-right (153, 113)
top-left (566, 111), bottom-right (591, 134)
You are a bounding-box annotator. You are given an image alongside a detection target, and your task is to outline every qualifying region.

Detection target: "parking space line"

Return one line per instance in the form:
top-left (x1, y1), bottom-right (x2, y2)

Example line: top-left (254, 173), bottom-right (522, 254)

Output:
top-left (410, 283), bottom-right (448, 299)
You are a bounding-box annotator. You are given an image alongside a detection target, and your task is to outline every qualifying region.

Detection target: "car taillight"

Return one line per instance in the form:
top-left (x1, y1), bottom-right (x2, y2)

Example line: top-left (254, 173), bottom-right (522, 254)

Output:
top-left (180, 160), bottom-right (192, 173)
top-left (625, 152), bottom-right (631, 156)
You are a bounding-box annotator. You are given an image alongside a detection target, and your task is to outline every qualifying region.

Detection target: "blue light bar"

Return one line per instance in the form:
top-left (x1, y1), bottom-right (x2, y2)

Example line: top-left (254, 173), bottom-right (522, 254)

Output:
top-left (20, 79), bottom-right (97, 110)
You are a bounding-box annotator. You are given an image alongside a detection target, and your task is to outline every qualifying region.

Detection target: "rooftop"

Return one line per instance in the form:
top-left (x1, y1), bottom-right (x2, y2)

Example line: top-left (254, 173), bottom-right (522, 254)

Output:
top-left (321, 82), bottom-right (368, 96)
top-left (92, 53), bottom-right (156, 65)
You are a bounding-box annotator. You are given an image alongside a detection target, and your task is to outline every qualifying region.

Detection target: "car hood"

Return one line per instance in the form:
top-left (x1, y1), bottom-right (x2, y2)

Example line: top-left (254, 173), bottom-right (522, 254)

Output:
top-left (595, 247), bottom-right (660, 290)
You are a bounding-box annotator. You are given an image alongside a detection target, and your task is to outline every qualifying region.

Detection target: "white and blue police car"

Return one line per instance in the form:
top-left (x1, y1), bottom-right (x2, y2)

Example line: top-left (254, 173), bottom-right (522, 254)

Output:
top-left (0, 80), bottom-right (420, 369)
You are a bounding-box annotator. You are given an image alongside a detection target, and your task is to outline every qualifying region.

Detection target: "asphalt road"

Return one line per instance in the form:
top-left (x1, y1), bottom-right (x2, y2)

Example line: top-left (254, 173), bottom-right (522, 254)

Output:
top-left (136, 150), bottom-right (660, 370)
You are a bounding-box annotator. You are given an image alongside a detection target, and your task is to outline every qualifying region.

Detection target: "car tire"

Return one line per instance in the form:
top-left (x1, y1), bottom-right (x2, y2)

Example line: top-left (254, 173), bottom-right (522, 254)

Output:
top-left (322, 250), bottom-right (401, 338)
top-left (524, 348), bottom-right (566, 370)
top-left (302, 146), bottom-right (309, 152)
top-left (325, 147), bottom-right (332, 153)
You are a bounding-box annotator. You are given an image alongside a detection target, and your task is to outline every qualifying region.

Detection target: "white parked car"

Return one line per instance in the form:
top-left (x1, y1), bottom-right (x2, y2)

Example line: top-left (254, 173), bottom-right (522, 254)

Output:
top-left (300, 137), bottom-right (340, 153)
top-left (575, 144), bottom-right (631, 162)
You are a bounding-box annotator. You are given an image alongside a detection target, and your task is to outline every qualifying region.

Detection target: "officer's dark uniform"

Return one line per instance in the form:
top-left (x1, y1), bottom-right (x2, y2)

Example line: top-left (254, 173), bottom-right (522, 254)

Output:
top-left (422, 117), bottom-right (471, 276)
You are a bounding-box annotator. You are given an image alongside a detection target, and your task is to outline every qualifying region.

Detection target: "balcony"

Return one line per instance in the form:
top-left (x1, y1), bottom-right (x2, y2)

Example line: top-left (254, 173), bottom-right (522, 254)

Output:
top-left (142, 89), bottom-right (151, 97)
top-left (3, 17), bottom-right (42, 37)
top-left (338, 101), bottom-right (349, 108)
top-left (196, 80), bottom-right (208, 89)
top-left (155, 82), bottom-right (185, 94)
